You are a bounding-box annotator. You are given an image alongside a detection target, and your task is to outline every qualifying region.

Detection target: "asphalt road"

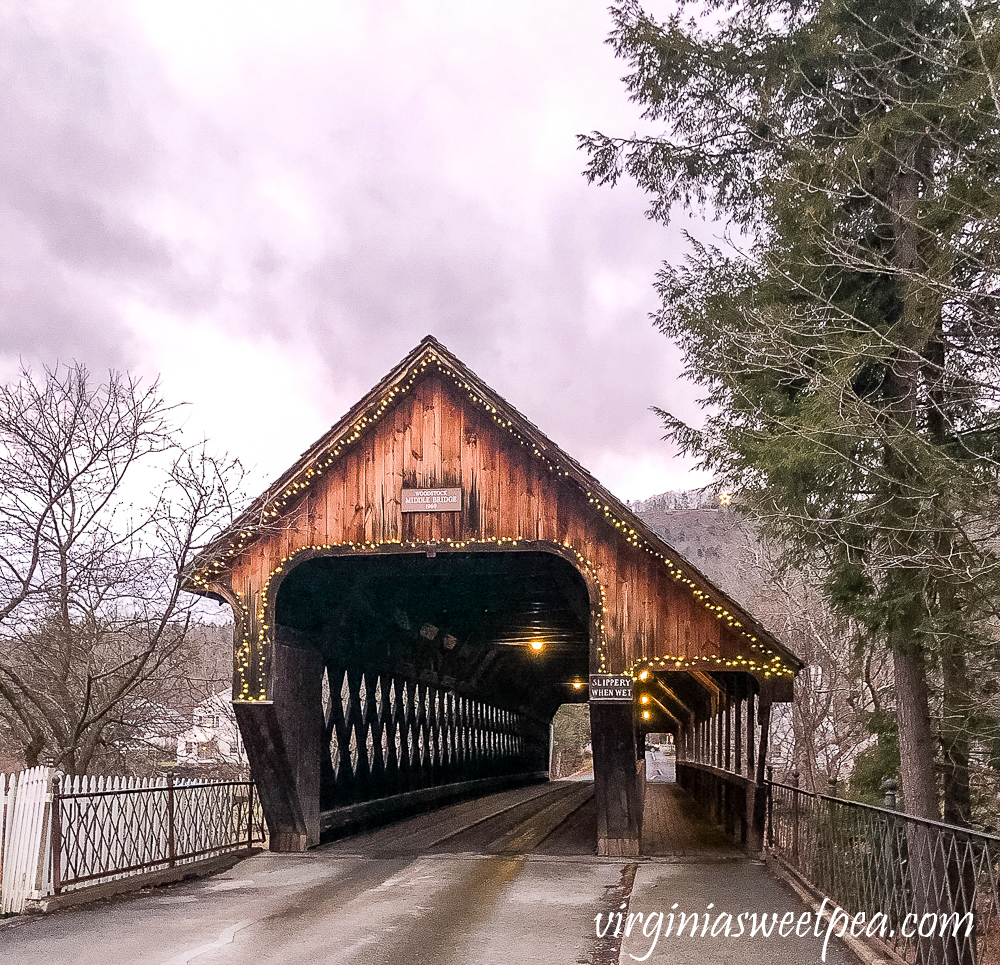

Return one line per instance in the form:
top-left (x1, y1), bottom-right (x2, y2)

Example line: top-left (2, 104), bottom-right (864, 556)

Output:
top-left (0, 780), bottom-right (859, 965)
top-left (645, 748), bottom-right (677, 783)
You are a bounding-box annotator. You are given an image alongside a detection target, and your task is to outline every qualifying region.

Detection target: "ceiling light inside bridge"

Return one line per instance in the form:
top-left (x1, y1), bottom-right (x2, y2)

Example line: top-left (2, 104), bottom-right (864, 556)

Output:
top-left (640, 695), bottom-right (649, 704)
top-left (571, 680), bottom-right (585, 689)
top-left (642, 710), bottom-right (650, 720)
top-left (529, 640), bottom-right (545, 652)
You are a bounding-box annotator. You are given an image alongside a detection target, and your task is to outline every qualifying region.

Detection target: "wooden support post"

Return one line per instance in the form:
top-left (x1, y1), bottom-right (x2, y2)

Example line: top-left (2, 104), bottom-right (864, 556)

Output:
top-left (723, 683), bottom-right (735, 835)
top-left (749, 694), bottom-right (772, 851)
top-left (724, 682), bottom-right (732, 772)
top-left (755, 699), bottom-right (771, 780)
top-left (236, 640), bottom-right (324, 852)
top-left (591, 702), bottom-right (642, 857)
top-left (715, 699), bottom-right (723, 768)
top-left (734, 677), bottom-right (743, 777)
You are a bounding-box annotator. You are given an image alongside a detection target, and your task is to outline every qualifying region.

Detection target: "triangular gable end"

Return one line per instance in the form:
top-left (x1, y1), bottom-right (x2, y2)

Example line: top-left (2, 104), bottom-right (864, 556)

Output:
top-left (184, 335), bottom-right (802, 704)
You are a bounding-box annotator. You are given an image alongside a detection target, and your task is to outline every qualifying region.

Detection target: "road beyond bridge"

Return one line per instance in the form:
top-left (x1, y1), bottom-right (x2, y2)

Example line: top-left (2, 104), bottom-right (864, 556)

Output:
top-left (1, 779), bottom-right (860, 965)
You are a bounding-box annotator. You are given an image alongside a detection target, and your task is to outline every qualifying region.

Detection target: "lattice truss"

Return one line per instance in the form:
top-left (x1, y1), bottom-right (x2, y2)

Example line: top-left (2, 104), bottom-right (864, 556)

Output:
top-left (321, 665), bottom-right (528, 804)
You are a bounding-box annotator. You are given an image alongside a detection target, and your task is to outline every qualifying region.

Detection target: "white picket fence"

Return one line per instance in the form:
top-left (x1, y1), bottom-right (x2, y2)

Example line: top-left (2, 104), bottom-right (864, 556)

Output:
top-left (1, 766), bottom-right (54, 913)
top-left (0, 768), bottom-right (264, 914)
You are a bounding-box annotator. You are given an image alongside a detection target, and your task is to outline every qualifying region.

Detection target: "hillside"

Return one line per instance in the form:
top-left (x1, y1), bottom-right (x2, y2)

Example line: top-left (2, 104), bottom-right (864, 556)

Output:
top-left (628, 491), bottom-right (762, 612)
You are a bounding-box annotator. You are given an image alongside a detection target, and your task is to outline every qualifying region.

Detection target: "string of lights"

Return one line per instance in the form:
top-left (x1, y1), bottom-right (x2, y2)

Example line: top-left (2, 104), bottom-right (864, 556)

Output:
top-left (188, 342), bottom-right (796, 702)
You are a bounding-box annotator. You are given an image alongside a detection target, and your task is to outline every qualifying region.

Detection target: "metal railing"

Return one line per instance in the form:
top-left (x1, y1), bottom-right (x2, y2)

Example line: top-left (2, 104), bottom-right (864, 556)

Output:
top-left (51, 774), bottom-right (266, 895)
top-left (767, 780), bottom-right (1000, 965)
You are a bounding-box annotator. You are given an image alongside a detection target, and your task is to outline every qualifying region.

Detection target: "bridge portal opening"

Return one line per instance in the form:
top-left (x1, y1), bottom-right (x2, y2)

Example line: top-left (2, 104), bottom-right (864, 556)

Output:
top-left (271, 550), bottom-right (592, 827)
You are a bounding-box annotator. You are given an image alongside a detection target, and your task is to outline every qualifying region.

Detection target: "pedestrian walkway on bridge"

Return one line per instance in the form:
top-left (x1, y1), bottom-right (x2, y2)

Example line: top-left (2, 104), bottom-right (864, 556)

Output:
top-left (642, 782), bottom-right (740, 858)
top-left (1, 780), bottom-right (860, 965)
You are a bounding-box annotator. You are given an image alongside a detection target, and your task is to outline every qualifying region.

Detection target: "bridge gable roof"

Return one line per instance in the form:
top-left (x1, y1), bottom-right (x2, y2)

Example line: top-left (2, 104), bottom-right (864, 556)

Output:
top-left (186, 335), bottom-right (802, 682)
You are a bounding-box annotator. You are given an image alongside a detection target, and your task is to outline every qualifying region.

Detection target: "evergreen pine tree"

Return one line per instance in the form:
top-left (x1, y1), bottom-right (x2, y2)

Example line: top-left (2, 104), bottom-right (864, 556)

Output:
top-left (582, 0), bottom-right (1000, 821)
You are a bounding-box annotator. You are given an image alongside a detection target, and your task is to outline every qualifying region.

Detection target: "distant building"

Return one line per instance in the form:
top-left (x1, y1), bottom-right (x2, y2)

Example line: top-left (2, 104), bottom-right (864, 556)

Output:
top-left (137, 703), bottom-right (187, 758)
top-left (176, 690), bottom-right (247, 769)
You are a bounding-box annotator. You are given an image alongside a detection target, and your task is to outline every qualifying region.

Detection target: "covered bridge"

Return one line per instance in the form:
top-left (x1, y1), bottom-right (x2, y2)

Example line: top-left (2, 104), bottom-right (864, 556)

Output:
top-left (183, 336), bottom-right (801, 855)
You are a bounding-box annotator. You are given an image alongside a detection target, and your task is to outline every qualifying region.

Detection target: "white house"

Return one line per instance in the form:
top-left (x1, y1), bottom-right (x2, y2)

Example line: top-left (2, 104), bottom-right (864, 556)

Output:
top-left (176, 689), bottom-right (247, 769)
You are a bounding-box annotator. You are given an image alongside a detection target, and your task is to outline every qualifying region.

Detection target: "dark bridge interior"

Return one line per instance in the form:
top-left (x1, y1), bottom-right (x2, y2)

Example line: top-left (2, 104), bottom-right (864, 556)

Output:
top-left (275, 551), bottom-right (592, 719)
top-left (272, 551), bottom-right (592, 817)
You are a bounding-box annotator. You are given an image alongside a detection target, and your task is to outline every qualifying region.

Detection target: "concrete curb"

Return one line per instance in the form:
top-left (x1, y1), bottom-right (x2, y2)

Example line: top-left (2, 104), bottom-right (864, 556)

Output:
top-left (763, 852), bottom-right (905, 965)
top-left (22, 850), bottom-right (257, 914)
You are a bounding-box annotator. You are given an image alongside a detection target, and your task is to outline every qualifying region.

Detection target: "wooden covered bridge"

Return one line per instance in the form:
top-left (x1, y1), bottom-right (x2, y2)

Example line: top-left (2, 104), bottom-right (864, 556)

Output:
top-left (183, 336), bottom-right (801, 855)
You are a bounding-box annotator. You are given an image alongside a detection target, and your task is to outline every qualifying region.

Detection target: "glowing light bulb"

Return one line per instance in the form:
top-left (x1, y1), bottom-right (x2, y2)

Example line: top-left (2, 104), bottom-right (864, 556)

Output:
top-left (529, 640), bottom-right (544, 652)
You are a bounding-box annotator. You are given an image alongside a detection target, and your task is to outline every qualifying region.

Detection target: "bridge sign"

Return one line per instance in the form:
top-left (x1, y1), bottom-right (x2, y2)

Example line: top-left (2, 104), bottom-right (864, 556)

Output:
top-left (401, 487), bottom-right (463, 512)
top-left (588, 674), bottom-right (633, 702)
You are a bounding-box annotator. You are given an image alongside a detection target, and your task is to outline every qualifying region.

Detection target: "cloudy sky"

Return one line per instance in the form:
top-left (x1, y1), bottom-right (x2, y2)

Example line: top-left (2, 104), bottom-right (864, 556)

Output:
top-left (1, 0), bottom-right (718, 504)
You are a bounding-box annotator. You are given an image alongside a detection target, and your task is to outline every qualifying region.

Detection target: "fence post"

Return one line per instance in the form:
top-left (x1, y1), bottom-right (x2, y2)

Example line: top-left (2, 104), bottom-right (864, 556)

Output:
top-left (790, 770), bottom-right (800, 865)
top-left (167, 773), bottom-right (176, 869)
top-left (31, 765), bottom-right (57, 901)
top-left (766, 764), bottom-right (774, 848)
top-left (50, 775), bottom-right (62, 896)
top-left (823, 777), bottom-right (840, 899)
top-left (246, 782), bottom-right (254, 852)
top-left (879, 776), bottom-right (905, 927)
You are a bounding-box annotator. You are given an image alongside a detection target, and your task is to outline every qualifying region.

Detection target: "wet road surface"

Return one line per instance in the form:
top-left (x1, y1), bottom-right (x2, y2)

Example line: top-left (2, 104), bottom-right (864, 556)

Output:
top-left (0, 779), bottom-right (860, 965)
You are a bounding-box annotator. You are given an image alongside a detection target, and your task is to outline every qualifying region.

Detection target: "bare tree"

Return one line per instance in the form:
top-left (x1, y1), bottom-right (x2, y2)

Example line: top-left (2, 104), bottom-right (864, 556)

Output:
top-left (748, 550), bottom-right (892, 794)
top-left (633, 498), bottom-right (888, 792)
top-left (0, 363), bottom-right (242, 775)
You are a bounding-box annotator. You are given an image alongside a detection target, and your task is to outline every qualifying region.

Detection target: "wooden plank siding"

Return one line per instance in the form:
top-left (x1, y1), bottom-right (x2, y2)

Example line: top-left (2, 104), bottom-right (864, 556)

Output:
top-left (186, 338), bottom-right (799, 704)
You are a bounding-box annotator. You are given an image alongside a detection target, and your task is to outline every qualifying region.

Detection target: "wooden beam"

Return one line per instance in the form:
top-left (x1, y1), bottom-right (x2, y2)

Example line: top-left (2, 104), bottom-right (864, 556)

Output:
top-left (591, 701), bottom-right (642, 856)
